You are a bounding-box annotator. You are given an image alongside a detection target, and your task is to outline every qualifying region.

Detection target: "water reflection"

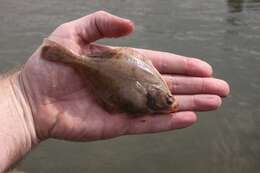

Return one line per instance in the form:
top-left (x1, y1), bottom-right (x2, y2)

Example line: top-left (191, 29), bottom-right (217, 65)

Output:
top-left (227, 0), bottom-right (244, 13)
top-left (226, 0), bottom-right (245, 26)
top-left (227, 0), bottom-right (260, 13)
top-left (226, 0), bottom-right (260, 26)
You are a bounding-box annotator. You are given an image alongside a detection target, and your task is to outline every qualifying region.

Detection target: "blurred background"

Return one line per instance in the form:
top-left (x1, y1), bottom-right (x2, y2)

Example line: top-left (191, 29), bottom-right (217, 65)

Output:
top-left (1, 0), bottom-right (260, 172)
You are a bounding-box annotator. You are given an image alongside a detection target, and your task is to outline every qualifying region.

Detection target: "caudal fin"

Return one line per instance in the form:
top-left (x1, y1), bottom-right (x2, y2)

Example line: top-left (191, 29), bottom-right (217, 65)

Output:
top-left (41, 39), bottom-right (80, 64)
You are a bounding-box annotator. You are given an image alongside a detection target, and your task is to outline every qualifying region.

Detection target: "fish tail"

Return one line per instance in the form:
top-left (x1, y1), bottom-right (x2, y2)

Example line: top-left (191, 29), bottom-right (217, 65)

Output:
top-left (41, 39), bottom-right (83, 65)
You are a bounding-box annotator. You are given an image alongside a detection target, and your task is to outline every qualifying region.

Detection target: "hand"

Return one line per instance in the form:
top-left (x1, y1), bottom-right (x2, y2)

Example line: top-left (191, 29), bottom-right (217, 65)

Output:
top-left (21, 11), bottom-right (230, 141)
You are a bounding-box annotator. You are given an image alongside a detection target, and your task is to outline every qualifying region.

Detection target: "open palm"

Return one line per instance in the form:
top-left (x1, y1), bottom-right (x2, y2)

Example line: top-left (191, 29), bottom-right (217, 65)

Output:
top-left (21, 11), bottom-right (229, 142)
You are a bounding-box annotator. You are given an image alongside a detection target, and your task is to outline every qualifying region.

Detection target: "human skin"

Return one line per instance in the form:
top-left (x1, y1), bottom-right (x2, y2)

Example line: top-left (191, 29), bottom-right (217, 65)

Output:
top-left (0, 11), bottom-right (229, 172)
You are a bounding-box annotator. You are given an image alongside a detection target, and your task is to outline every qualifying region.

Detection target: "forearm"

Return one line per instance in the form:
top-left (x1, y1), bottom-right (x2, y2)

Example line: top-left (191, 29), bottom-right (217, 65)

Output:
top-left (0, 71), bottom-right (38, 172)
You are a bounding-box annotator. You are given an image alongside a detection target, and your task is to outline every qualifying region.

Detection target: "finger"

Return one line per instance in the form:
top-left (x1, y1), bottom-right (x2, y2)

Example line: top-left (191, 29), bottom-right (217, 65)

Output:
top-left (164, 75), bottom-right (230, 97)
top-left (126, 111), bottom-right (197, 135)
top-left (175, 95), bottom-right (222, 111)
top-left (126, 112), bottom-right (196, 135)
top-left (73, 11), bottom-right (134, 43)
top-left (136, 48), bottom-right (212, 77)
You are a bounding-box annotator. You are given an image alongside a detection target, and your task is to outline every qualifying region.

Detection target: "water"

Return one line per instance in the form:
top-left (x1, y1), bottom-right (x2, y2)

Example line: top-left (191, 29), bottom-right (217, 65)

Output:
top-left (1, 0), bottom-right (260, 172)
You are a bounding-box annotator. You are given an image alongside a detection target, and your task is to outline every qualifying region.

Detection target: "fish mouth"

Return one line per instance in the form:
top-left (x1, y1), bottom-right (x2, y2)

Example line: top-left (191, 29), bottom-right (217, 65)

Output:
top-left (170, 99), bottom-right (178, 112)
top-left (164, 94), bottom-right (178, 113)
top-left (160, 96), bottom-right (178, 113)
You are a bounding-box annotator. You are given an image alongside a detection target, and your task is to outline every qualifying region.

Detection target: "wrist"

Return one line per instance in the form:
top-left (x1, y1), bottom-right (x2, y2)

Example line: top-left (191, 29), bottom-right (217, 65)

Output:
top-left (0, 71), bottom-right (38, 172)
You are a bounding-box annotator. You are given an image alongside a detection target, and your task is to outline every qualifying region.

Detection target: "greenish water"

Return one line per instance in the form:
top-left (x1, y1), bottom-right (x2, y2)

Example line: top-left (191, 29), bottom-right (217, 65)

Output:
top-left (1, 0), bottom-right (260, 172)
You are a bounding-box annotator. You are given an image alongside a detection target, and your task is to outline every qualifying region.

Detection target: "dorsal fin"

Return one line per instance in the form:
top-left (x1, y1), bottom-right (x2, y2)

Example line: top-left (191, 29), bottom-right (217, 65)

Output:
top-left (86, 44), bottom-right (117, 59)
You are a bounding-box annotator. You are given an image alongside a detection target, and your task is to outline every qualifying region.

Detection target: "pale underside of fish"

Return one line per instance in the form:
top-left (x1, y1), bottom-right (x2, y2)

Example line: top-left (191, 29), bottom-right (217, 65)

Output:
top-left (41, 39), bottom-right (177, 115)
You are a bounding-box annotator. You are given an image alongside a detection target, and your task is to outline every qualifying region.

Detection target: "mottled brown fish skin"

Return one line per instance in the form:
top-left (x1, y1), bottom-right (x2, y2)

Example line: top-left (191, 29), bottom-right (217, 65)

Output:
top-left (41, 39), bottom-right (177, 115)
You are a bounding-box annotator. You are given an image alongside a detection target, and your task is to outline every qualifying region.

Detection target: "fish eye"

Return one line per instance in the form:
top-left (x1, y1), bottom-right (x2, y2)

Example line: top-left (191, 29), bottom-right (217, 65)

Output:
top-left (166, 94), bottom-right (173, 105)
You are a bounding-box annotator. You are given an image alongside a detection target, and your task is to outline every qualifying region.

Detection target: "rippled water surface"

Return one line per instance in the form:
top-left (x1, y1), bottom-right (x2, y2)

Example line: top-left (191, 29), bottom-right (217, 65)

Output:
top-left (1, 0), bottom-right (260, 172)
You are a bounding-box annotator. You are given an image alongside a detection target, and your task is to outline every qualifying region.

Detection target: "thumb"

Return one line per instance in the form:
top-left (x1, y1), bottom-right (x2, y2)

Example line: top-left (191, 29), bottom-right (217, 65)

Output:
top-left (74, 11), bottom-right (134, 43)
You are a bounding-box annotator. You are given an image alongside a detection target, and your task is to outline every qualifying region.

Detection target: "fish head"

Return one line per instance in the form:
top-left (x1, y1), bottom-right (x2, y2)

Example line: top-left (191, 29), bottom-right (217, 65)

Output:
top-left (146, 85), bottom-right (177, 113)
